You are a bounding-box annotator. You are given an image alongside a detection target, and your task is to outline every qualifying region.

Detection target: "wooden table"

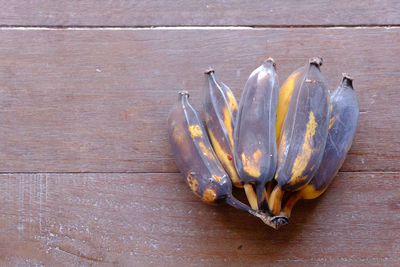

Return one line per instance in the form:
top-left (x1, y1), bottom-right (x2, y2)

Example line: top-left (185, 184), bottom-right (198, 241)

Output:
top-left (1, 1), bottom-right (399, 266)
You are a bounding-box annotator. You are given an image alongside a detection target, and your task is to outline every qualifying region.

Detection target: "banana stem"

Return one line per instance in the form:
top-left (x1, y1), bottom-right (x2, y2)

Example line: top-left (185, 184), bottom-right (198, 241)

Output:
top-left (269, 185), bottom-right (285, 216)
top-left (243, 183), bottom-right (258, 210)
top-left (225, 194), bottom-right (254, 213)
top-left (281, 192), bottom-right (303, 219)
top-left (225, 195), bottom-right (287, 230)
top-left (248, 210), bottom-right (278, 230)
top-left (255, 182), bottom-right (266, 209)
top-left (248, 210), bottom-right (288, 230)
top-left (266, 181), bottom-right (275, 200)
top-left (260, 188), bottom-right (270, 213)
top-left (255, 182), bottom-right (270, 213)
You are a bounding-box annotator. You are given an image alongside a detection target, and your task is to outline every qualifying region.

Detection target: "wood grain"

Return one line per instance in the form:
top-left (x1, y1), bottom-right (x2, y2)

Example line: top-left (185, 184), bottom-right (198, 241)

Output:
top-left (0, 28), bottom-right (399, 173)
top-left (0, 172), bottom-right (399, 266)
top-left (0, 1), bottom-right (400, 27)
top-left (1, 2), bottom-right (399, 266)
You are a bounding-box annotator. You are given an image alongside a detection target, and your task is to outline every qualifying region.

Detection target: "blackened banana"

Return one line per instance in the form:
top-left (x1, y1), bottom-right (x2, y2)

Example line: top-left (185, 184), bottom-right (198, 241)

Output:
top-left (168, 91), bottom-right (279, 228)
top-left (234, 58), bottom-right (279, 211)
top-left (203, 69), bottom-right (260, 209)
top-left (203, 69), bottom-right (242, 188)
top-left (270, 57), bottom-right (330, 217)
top-left (281, 74), bottom-right (359, 218)
top-left (169, 91), bottom-right (237, 206)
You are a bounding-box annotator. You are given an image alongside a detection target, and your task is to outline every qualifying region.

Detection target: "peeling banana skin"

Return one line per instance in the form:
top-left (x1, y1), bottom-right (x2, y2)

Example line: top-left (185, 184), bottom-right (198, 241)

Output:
top-left (168, 91), bottom-right (276, 226)
top-left (233, 58), bottom-right (279, 212)
top-left (281, 74), bottom-right (359, 219)
top-left (203, 69), bottom-right (242, 188)
top-left (270, 57), bottom-right (330, 216)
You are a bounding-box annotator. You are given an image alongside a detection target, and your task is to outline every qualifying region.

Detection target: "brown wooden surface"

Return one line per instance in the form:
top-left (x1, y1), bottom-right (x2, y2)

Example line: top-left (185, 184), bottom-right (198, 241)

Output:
top-left (0, 28), bottom-right (399, 173)
top-left (1, 172), bottom-right (400, 266)
top-left (1, 2), bottom-right (400, 266)
top-left (0, 1), bottom-right (400, 26)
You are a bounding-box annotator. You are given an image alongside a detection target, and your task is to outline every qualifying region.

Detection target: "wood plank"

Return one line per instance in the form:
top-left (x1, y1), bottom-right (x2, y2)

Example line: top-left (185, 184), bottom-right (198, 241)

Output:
top-left (1, 1), bottom-right (400, 27)
top-left (0, 28), bottom-right (399, 172)
top-left (0, 172), bottom-right (399, 265)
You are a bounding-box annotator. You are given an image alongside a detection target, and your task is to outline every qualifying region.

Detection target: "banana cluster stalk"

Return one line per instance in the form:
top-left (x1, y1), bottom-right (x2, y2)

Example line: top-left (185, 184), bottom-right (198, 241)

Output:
top-left (168, 58), bottom-right (359, 230)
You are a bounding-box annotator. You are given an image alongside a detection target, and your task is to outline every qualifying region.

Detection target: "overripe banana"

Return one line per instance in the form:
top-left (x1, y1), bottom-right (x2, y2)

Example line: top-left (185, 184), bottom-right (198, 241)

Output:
top-left (203, 69), bottom-right (242, 188)
top-left (269, 57), bottom-right (330, 217)
top-left (233, 58), bottom-right (279, 211)
top-left (169, 57), bottom-right (359, 230)
top-left (281, 74), bottom-right (359, 218)
top-left (168, 91), bottom-right (278, 228)
top-left (275, 65), bottom-right (306, 147)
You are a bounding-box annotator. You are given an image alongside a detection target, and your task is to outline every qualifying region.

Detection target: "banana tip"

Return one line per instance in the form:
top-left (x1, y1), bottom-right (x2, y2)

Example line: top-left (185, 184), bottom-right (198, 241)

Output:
top-left (309, 57), bottom-right (323, 66)
top-left (178, 90), bottom-right (190, 97)
top-left (264, 57), bottom-right (276, 69)
top-left (341, 73), bottom-right (354, 89)
top-left (204, 67), bottom-right (215, 74)
top-left (342, 73), bottom-right (353, 81)
top-left (265, 57), bottom-right (275, 63)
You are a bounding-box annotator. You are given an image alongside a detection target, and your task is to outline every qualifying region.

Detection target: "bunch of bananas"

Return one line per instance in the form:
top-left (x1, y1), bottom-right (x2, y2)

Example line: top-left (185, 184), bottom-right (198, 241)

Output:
top-left (168, 57), bottom-right (359, 229)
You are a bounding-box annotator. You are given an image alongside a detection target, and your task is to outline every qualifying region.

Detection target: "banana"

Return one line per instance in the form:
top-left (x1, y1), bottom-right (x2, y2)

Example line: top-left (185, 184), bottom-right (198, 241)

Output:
top-left (281, 74), bottom-right (359, 219)
top-left (203, 69), bottom-right (242, 188)
top-left (168, 91), bottom-right (279, 228)
top-left (269, 57), bottom-right (330, 217)
top-left (275, 65), bottom-right (306, 147)
top-left (233, 58), bottom-right (279, 211)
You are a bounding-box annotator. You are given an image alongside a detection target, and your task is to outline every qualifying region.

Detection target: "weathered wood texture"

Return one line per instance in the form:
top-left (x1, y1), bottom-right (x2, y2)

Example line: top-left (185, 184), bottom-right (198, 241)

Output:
top-left (1, 1), bottom-right (400, 26)
top-left (1, 172), bottom-right (399, 266)
top-left (1, 1), bottom-right (400, 265)
top-left (0, 28), bottom-right (399, 173)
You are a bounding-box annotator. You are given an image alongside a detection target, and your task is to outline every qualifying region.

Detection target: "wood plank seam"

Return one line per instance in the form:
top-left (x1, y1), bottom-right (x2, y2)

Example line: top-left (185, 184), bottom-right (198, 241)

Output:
top-left (1, 25), bottom-right (400, 29)
top-left (1, 0), bottom-right (399, 28)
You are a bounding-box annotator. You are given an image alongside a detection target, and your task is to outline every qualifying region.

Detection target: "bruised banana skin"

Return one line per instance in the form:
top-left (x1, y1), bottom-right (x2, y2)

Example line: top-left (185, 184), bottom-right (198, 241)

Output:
top-left (270, 57), bottom-right (330, 217)
top-left (234, 58), bottom-right (279, 211)
top-left (168, 91), bottom-right (282, 229)
top-left (203, 69), bottom-right (242, 188)
top-left (281, 74), bottom-right (359, 219)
